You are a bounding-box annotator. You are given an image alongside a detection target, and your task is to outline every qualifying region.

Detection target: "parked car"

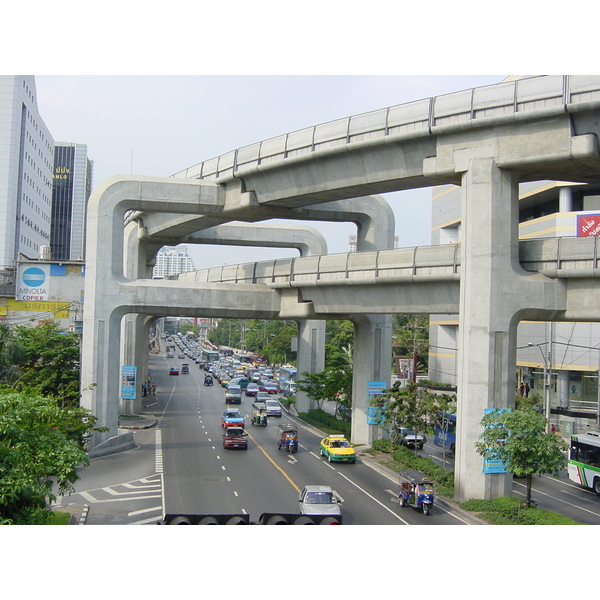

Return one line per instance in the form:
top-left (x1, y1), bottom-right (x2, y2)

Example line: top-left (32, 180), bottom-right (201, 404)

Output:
top-left (319, 434), bottom-right (356, 463)
top-left (298, 485), bottom-right (341, 516)
top-left (397, 428), bottom-right (427, 449)
top-left (225, 384), bottom-right (242, 404)
top-left (265, 399), bottom-right (282, 417)
top-left (223, 426), bottom-right (248, 449)
top-left (221, 409), bottom-right (245, 428)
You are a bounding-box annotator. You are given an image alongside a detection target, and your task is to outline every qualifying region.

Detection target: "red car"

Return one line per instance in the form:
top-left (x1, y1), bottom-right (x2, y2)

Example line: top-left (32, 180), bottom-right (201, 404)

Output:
top-left (223, 427), bottom-right (248, 450)
top-left (259, 380), bottom-right (278, 394)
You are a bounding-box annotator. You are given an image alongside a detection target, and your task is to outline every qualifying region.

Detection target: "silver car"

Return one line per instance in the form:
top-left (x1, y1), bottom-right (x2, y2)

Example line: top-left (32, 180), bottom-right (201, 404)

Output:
top-left (265, 399), bottom-right (282, 417)
top-left (298, 485), bottom-right (342, 517)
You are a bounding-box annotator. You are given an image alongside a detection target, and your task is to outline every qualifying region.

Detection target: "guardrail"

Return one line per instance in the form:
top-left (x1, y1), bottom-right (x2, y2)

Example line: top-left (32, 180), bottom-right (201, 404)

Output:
top-left (177, 237), bottom-right (599, 286)
top-left (172, 75), bottom-right (600, 182)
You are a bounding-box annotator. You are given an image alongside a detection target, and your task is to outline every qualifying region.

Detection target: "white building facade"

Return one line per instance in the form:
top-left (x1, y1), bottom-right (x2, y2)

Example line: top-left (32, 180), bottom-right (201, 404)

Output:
top-left (0, 75), bottom-right (54, 270)
top-left (152, 245), bottom-right (195, 278)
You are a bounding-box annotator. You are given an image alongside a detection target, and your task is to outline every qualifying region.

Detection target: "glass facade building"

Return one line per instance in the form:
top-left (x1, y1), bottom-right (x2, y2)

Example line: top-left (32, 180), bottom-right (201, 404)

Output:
top-left (51, 143), bottom-right (93, 261)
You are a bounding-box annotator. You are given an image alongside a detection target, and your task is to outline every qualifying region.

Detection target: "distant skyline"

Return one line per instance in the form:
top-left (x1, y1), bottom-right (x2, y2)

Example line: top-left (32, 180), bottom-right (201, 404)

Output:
top-left (35, 75), bottom-right (505, 269)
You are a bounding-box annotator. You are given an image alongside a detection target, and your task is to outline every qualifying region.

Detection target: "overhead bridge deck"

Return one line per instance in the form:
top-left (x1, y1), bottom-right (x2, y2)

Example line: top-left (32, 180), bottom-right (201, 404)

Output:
top-left (177, 237), bottom-right (600, 286)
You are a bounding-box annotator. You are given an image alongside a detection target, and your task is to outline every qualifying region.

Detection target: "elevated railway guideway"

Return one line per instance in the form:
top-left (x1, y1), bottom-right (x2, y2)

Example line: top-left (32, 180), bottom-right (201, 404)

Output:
top-left (83, 75), bottom-right (600, 503)
top-left (176, 236), bottom-right (600, 321)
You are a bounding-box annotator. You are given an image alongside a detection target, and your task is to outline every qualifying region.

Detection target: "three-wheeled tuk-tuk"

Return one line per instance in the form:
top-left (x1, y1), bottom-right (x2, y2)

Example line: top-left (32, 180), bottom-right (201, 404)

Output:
top-left (181, 363), bottom-right (190, 374)
top-left (251, 405), bottom-right (268, 426)
top-left (398, 469), bottom-right (435, 515)
top-left (277, 423), bottom-right (298, 453)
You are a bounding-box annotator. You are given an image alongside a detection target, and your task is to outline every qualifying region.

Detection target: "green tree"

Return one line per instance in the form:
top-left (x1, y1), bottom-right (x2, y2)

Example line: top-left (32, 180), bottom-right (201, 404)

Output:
top-left (475, 403), bottom-right (568, 508)
top-left (392, 314), bottom-right (429, 377)
top-left (13, 320), bottom-right (81, 405)
top-left (0, 323), bottom-right (25, 384)
top-left (0, 388), bottom-right (103, 524)
top-left (369, 381), bottom-right (455, 456)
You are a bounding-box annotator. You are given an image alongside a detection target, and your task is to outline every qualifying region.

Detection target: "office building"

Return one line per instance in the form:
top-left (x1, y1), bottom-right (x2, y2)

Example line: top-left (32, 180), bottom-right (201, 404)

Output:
top-left (51, 142), bottom-right (93, 260)
top-left (152, 245), bottom-right (195, 278)
top-left (0, 75), bottom-right (54, 270)
top-left (429, 179), bottom-right (600, 426)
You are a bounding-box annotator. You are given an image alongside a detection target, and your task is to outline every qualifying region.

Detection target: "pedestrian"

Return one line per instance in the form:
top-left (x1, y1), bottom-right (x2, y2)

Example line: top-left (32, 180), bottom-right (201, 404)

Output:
top-left (519, 383), bottom-right (525, 396)
top-left (525, 383), bottom-right (530, 398)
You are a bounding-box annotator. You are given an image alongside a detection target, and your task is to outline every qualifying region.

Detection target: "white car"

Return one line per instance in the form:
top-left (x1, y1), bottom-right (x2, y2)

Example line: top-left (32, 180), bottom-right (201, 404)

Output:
top-left (298, 485), bottom-right (341, 517)
top-left (265, 399), bottom-right (282, 417)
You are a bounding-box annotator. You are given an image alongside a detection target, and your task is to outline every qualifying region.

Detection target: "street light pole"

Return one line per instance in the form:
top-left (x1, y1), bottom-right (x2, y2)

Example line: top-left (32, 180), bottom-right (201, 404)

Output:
top-left (528, 341), bottom-right (551, 434)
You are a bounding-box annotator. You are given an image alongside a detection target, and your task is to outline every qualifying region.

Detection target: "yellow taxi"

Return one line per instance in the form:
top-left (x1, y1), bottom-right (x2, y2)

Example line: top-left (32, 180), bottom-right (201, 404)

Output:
top-left (319, 434), bottom-right (356, 463)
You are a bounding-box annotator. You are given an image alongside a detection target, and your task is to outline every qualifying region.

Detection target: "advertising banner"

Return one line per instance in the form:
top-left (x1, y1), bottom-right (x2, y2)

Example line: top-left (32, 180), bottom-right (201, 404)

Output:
top-left (577, 213), bottom-right (600, 237)
top-left (17, 264), bottom-right (50, 301)
top-left (121, 366), bottom-right (137, 399)
top-left (366, 381), bottom-right (387, 424)
top-left (482, 408), bottom-right (509, 473)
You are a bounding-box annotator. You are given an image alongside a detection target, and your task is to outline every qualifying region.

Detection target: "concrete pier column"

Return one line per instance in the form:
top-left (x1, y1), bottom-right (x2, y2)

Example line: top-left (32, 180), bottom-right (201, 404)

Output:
top-left (295, 320), bottom-right (326, 413)
top-left (351, 314), bottom-right (392, 445)
top-left (454, 158), bottom-right (519, 502)
top-left (559, 186), bottom-right (573, 212)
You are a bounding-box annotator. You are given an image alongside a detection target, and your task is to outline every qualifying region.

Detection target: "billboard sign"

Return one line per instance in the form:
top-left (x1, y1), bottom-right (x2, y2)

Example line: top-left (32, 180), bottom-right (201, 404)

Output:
top-left (121, 366), bottom-right (137, 399)
top-left (17, 264), bottom-right (50, 301)
top-left (577, 213), bottom-right (600, 237)
top-left (366, 381), bottom-right (387, 424)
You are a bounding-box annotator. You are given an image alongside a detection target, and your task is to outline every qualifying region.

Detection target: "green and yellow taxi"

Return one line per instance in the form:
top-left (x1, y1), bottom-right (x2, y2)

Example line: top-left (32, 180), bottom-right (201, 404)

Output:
top-left (319, 434), bottom-right (356, 463)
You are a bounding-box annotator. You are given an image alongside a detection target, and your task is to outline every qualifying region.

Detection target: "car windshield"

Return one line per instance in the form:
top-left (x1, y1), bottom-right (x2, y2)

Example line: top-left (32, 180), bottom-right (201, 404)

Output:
top-left (305, 492), bottom-right (335, 504)
top-left (330, 439), bottom-right (350, 448)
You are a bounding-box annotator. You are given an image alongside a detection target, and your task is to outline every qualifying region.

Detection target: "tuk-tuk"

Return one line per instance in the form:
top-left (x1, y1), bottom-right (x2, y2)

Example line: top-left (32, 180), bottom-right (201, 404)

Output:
top-left (277, 423), bottom-right (299, 453)
top-left (251, 405), bottom-right (268, 427)
top-left (204, 374), bottom-right (213, 386)
top-left (398, 469), bottom-right (435, 515)
top-left (181, 363), bottom-right (190, 374)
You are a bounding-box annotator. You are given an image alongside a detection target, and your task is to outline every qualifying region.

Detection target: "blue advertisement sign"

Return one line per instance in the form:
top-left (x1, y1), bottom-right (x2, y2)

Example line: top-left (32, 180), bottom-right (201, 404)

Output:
top-left (366, 381), bottom-right (387, 424)
top-left (482, 408), bottom-right (509, 473)
top-left (121, 366), bottom-right (137, 399)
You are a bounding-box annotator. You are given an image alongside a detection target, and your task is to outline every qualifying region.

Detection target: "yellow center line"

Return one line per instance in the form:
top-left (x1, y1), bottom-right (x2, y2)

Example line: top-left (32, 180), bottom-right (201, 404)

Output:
top-left (245, 431), bottom-right (300, 493)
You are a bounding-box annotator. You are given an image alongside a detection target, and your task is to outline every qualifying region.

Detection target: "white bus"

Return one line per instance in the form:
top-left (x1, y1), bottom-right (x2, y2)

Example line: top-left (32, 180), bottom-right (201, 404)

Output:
top-left (568, 431), bottom-right (600, 495)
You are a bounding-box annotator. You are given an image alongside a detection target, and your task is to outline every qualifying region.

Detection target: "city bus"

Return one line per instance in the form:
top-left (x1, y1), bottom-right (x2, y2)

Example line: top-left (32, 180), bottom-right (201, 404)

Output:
top-left (434, 412), bottom-right (457, 456)
top-left (201, 349), bottom-right (220, 363)
top-left (568, 431), bottom-right (600, 495)
top-left (277, 365), bottom-right (297, 383)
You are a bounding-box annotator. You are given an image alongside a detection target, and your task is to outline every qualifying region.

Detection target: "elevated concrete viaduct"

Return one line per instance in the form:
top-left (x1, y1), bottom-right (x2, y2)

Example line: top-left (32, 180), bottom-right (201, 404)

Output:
top-left (122, 194), bottom-right (396, 416)
top-left (83, 75), bottom-right (600, 502)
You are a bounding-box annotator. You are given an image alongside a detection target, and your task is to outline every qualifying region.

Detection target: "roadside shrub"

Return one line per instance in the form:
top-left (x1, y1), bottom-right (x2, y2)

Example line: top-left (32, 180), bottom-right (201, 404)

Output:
top-left (372, 438), bottom-right (394, 452)
top-left (297, 409), bottom-right (351, 437)
top-left (460, 497), bottom-right (579, 525)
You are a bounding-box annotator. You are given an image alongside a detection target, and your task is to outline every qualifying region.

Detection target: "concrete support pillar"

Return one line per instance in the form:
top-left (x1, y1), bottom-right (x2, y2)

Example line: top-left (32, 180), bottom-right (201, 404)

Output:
top-left (559, 186), bottom-right (573, 212)
top-left (454, 158), bottom-right (518, 502)
top-left (350, 314), bottom-right (392, 445)
top-left (295, 320), bottom-right (326, 413)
